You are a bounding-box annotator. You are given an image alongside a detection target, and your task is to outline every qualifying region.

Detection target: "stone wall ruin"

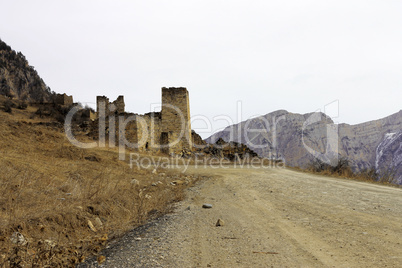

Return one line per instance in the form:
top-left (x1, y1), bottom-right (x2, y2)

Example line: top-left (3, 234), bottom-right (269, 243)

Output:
top-left (96, 95), bottom-right (125, 117)
top-left (94, 87), bottom-right (192, 155)
top-left (161, 87), bottom-right (192, 153)
top-left (54, 93), bottom-right (73, 106)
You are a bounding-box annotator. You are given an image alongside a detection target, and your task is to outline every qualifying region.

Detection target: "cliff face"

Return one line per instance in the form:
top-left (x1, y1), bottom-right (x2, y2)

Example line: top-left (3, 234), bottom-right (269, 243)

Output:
top-left (0, 39), bottom-right (53, 102)
top-left (206, 110), bottom-right (402, 183)
top-left (338, 111), bottom-right (402, 173)
top-left (374, 130), bottom-right (402, 184)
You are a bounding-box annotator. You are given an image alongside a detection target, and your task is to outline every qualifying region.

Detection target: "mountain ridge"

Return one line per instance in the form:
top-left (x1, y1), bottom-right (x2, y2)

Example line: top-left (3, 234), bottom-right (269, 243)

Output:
top-left (0, 38), bottom-right (53, 102)
top-left (206, 109), bottom-right (402, 184)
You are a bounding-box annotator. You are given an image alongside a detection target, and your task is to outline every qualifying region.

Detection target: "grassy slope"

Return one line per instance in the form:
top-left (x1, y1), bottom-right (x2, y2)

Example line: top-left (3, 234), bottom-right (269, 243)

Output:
top-left (0, 98), bottom-right (197, 267)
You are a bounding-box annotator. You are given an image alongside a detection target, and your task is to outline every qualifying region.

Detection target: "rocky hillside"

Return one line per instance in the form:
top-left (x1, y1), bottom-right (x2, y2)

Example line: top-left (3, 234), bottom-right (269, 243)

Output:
top-left (206, 110), bottom-right (402, 183)
top-left (375, 130), bottom-right (402, 184)
top-left (0, 39), bottom-right (53, 102)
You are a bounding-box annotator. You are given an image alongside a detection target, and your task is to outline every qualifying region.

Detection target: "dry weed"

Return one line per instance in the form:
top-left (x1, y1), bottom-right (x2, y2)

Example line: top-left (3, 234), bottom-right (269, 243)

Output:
top-left (0, 106), bottom-right (198, 267)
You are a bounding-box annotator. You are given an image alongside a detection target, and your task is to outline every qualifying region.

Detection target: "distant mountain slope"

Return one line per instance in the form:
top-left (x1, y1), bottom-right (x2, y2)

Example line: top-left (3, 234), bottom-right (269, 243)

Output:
top-left (206, 110), bottom-right (402, 183)
top-left (0, 39), bottom-right (53, 102)
top-left (338, 111), bottom-right (402, 174)
top-left (375, 130), bottom-right (402, 184)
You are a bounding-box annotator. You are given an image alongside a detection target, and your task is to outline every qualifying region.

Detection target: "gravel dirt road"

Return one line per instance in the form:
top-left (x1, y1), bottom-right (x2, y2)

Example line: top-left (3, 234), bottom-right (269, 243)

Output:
top-left (80, 167), bottom-right (402, 267)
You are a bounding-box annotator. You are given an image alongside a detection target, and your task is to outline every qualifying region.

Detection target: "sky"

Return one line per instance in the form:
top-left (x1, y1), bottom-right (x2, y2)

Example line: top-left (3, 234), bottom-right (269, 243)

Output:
top-left (1, 0), bottom-right (401, 138)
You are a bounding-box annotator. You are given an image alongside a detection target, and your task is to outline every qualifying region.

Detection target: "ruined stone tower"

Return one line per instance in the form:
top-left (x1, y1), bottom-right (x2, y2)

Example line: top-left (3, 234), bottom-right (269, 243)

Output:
top-left (95, 88), bottom-right (192, 155)
top-left (113, 96), bottom-right (125, 114)
top-left (55, 93), bottom-right (73, 106)
top-left (96, 96), bottom-right (109, 118)
top-left (96, 95), bottom-right (125, 117)
top-left (161, 87), bottom-right (192, 154)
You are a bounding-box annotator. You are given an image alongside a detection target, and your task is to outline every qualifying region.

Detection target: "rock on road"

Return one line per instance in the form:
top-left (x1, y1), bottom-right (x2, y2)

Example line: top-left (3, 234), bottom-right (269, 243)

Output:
top-left (81, 167), bottom-right (402, 267)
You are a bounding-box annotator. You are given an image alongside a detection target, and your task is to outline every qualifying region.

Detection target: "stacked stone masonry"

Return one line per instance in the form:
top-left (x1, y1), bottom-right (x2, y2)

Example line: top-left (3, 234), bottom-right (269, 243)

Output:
top-left (96, 95), bottom-right (125, 117)
top-left (55, 93), bottom-right (73, 106)
top-left (95, 88), bottom-right (192, 154)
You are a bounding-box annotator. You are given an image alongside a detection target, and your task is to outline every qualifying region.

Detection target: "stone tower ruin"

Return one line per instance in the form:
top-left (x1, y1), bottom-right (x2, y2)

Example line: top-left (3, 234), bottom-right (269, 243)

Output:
top-left (94, 87), bottom-right (192, 155)
top-left (161, 87), bottom-right (192, 154)
top-left (54, 93), bottom-right (73, 106)
top-left (96, 95), bottom-right (125, 117)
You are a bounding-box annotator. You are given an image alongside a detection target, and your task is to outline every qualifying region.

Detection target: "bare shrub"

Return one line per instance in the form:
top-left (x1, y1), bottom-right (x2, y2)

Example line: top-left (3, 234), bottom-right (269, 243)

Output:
top-left (357, 168), bottom-right (378, 182)
top-left (3, 99), bottom-right (12, 113)
top-left (17, 101), bottom-right (28, 110)
top-left (331, 157), bottom-right (354, 177)
top-left (308, 157), bottom-right (398, 186)
top-left (377, 168), bottom-right (396, 184)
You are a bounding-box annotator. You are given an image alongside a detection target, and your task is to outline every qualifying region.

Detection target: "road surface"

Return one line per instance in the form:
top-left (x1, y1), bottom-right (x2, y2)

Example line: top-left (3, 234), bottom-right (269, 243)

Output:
top-left (82, 167), bottom-right (402, 267)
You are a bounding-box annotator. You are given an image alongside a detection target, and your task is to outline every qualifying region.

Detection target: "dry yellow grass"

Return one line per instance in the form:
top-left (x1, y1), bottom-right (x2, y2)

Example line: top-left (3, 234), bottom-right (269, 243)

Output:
top-left (0, 99), bottom-right (198, 267)
top-left (290, 163), bottom-right (400, 187)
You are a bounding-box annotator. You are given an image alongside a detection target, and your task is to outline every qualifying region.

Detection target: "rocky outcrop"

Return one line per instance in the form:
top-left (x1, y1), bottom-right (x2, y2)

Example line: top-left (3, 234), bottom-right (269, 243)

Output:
top-left (206, 110), bottom-right (402, 183)
top-left (0, 39), bottom-right (53, 102)
top-left (192, 130), bottom-right (206, 147)
top-left (195, 138), bottom-right (258, 160)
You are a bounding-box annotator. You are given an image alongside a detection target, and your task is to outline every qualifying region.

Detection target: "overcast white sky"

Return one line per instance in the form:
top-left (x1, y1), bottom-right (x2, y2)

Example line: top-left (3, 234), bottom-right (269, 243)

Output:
top-left (1, 0), bottom-right (401, 138)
